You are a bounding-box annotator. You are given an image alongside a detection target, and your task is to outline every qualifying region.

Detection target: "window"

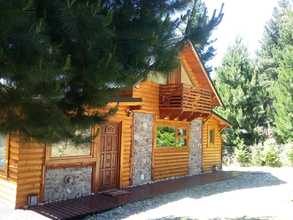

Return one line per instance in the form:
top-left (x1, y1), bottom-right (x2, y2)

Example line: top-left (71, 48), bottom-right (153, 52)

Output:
top-left (209, 128), bottom-right (215, 145)
top-left (51, 141), bottom-right (91, 157)
top-left (0, 134), bottom-right (7, 171)
top-left (50, 129), bottom-right (92, 158)
top-left (156, 126), bottom-right (188, 148)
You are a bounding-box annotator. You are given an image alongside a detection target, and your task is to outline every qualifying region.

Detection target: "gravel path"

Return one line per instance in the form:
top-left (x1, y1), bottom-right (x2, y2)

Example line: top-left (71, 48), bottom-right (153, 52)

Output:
top-left (86, 167), bottom-right (293, 220)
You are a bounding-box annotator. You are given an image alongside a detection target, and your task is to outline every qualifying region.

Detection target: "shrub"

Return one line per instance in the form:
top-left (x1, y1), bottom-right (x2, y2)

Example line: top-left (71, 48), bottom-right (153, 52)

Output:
top-left (235, 142), bottom-right (251, 166)
top-left (263, 145), bottom-right (282, 167)
top-left (251, 144), bottom-right (265, 166)
top-left (288, 147), bottom-right (293, 166)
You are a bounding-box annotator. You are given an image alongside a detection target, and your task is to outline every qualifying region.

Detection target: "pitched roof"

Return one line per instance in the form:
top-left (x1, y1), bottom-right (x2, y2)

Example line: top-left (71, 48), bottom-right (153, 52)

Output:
top-left (181, 41), bottom-right (224, 107)
top-left (211, 111), bottom-right (231, 129)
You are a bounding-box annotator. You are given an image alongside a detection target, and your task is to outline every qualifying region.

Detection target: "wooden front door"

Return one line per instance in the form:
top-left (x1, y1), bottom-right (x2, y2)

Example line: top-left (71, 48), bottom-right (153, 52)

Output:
top-left (98, 123), bottom-right (120, 191)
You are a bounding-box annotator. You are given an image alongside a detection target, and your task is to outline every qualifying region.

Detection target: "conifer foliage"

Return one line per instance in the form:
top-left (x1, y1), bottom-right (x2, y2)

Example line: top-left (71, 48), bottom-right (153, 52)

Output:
top-left (271, 10), bottom-right (293, 142)
top-left (257, 0), bottom-right (293, 143)
top-left (215, 38), bottom-right (267, 153)
top-left (183, 0), bottom-right (224, 70)
top-left (0, 0), bottom-right (223, 143)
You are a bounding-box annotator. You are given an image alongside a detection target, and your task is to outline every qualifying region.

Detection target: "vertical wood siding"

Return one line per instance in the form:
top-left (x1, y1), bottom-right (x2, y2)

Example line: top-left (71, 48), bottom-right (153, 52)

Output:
top-left (202, 117), bottom-right (222, 172)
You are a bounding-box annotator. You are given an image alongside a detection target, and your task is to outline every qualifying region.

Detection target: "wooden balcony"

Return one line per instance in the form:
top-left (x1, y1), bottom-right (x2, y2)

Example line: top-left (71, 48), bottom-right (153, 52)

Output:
top-left (159, 83), bottom-right (213, 120)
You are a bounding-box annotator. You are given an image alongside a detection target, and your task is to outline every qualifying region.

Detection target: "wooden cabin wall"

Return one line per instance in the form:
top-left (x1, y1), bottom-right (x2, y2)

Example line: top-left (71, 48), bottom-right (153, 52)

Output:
top-left (152, 120), bottom-right (190, 180)
top-left (152, 147), bottom-right (189, 180)
top-left (202, 117), bottom-right (222, 172)
top-left (0, 135), bottom-right (19, 207)
top-left (0, 178), bottom-right (17, 207)
top-left (12, 105), bottom-right (133, 208)
top-left (133, 80), bottom-right (160, 115)
top-left (133, 81), bottom-right (191, 181)
top-left (15, 139), bottom-right (45, 208)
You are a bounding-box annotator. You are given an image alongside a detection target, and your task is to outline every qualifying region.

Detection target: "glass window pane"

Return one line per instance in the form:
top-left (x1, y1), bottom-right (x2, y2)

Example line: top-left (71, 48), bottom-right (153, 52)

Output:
top-left (177, 137), bottom-right (187, 147)
top-left (157, 126), bottom-right (176, 147)
top-left (51, 129), bottom-right (92, 157)
top-left (209, 129), bottom-right (215, 145)
top-left (51, 141), bottom-right (91, 157)
top-left (178, 128), bottom-right (186, 137)
top-left (0, 134), bottom-right (6, 169)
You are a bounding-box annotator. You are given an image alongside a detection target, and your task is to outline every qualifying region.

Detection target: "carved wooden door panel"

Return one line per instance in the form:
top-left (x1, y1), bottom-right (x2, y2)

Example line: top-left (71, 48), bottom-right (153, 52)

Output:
top-left (99, 123), bottom-right (120, 191)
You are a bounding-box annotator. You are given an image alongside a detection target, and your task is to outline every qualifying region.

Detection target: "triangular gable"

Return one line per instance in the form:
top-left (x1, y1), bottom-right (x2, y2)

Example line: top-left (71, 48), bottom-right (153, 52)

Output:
top-left (210, 111), bottom-right (231, 131)
top-left (180, 41), bottom-right (223, 107)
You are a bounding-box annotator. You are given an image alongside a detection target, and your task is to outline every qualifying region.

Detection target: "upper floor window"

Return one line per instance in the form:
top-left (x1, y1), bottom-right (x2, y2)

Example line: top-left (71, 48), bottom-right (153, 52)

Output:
top-left (0, 134), bottom-right (7, 171)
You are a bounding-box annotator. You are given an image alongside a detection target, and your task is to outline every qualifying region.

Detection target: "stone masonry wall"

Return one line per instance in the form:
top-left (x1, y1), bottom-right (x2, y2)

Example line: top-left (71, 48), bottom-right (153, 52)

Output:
top-left (189, 119), bottom-right (202, 175)
top-left (44, 167), bottom-right (92, 202)
top-left (132, 112), bottom-right (153, 186)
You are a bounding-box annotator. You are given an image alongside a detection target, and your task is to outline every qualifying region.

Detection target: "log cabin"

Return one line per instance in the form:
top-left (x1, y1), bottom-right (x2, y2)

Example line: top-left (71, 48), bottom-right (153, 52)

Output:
top-left (0, 41), bottom-right (230, 208)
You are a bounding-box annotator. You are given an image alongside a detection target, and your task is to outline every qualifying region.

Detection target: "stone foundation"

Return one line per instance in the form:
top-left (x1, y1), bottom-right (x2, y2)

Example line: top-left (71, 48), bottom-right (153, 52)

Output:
top-left (189, 119), bottom-right (202, 175)
top-left (44, 167), bottom-right (92, 202)
top-left (132, 112), bottom-right (153, 186)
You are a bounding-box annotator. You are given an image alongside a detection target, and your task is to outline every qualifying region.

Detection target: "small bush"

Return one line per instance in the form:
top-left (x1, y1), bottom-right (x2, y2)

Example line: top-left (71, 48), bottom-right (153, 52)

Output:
top-left (235, 142), bottom-right (251, 166)
top-left (288, 147), bottom-right (293, 166)
top-left (263, 145), bottom-right (282, 167)
top-left (251, 144), bottom-right (265, 166)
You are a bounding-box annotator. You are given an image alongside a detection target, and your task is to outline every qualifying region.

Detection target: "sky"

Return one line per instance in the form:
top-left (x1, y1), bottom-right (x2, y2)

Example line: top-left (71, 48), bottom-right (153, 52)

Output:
top-left (204, 0), bottom-right (279, 69)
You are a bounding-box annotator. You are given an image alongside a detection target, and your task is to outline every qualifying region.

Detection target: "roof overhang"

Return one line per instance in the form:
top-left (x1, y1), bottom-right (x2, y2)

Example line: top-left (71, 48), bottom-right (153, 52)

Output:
top-left (211, 111), bottom-right (231, 131)
top-left (183, 41), bottom-right (224, 107)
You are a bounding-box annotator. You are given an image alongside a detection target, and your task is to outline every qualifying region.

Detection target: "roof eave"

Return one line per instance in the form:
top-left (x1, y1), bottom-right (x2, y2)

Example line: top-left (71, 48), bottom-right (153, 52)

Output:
top-left (186, 40), bottom-right (224, 107)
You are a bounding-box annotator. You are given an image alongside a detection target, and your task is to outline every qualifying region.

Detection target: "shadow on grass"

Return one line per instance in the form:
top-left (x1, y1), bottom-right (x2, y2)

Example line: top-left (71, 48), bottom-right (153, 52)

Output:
top-left (90, 171), bottom-right (285, 220)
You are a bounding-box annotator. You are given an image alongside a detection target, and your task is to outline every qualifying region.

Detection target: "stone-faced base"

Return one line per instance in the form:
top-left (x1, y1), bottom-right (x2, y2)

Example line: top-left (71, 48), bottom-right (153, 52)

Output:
top-left (44, 167), bottom-right (92, 202)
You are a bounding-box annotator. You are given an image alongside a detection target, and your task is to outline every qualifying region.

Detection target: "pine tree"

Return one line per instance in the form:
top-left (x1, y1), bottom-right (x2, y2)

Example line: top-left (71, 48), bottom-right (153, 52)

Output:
top-left (0, 0), bottom-right (224, 144)
top-left (215, 38), bottom-right (266, 153)
top-left (183, 0), bottom-right (224, 71)
top-left (271, 10), bottom-right (293, 143)
top-left (0, 0), bottom-right (187, 143)
top-left (256, 0), bottom-right (292, 128)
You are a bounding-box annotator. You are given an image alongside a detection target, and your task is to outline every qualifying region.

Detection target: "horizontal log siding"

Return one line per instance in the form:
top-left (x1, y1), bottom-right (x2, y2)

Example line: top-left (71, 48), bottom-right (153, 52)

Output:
top-left (202, 117), bottom-right (222, 172)
top-left (0, 135), bottom-right (19, 207)
top-left (152, 147), bottom-right (189, 180)
top-left (152, 120), bottom-right (190, 181)
top-left (133, 81), bottom-right (160, 115)
top-left (0, 178), bottom-right (17, 207)
top-left (15, 139), bottom-right (45, 208)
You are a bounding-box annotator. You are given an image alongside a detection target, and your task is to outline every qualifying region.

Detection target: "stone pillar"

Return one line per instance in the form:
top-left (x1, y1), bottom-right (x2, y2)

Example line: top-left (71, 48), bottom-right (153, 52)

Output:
top-left (132, 112), bottom-right (153, 186)
top-left (189, 119), bottom-right (202, 175)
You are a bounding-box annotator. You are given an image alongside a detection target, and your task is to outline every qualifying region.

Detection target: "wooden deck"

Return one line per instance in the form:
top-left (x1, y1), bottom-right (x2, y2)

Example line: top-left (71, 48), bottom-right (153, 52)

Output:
top-left (29, 171), bottom-right (240, 220)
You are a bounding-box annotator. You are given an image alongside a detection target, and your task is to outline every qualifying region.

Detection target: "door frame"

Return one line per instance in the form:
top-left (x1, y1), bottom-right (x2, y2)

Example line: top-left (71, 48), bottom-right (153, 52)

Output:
top-left (95, 121), bottom-right (122, 192)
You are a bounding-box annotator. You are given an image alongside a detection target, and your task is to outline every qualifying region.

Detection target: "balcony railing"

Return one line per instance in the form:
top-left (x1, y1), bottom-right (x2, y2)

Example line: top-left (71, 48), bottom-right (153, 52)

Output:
top-left (159, 83), bottom-right (213, 120)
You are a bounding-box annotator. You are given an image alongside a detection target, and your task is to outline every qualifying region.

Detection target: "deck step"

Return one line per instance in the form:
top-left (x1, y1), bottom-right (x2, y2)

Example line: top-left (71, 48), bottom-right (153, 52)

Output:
top-left (101, 189), bottom-right (130, 205)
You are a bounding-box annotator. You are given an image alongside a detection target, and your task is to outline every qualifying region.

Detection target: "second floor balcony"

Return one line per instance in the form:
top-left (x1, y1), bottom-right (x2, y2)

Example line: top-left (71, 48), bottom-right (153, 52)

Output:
top-left (159, 83), bottom-right (213, 120)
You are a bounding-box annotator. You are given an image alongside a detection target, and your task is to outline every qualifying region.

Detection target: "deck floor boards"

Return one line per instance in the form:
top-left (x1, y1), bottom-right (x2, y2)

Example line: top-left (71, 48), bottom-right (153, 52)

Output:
top-left (30, 171), bottom-right (239, 220)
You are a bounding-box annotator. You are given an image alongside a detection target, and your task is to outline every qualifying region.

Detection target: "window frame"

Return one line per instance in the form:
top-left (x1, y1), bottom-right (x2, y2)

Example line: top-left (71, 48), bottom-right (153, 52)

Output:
top-left (208, 127), bottom-right (216, 147)
top-left (0, 135), bottom-right (9, 177)
top-left (46, 127), bottom-right (96, 161)
top-left (155, 122), bottom-right (189, 149)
